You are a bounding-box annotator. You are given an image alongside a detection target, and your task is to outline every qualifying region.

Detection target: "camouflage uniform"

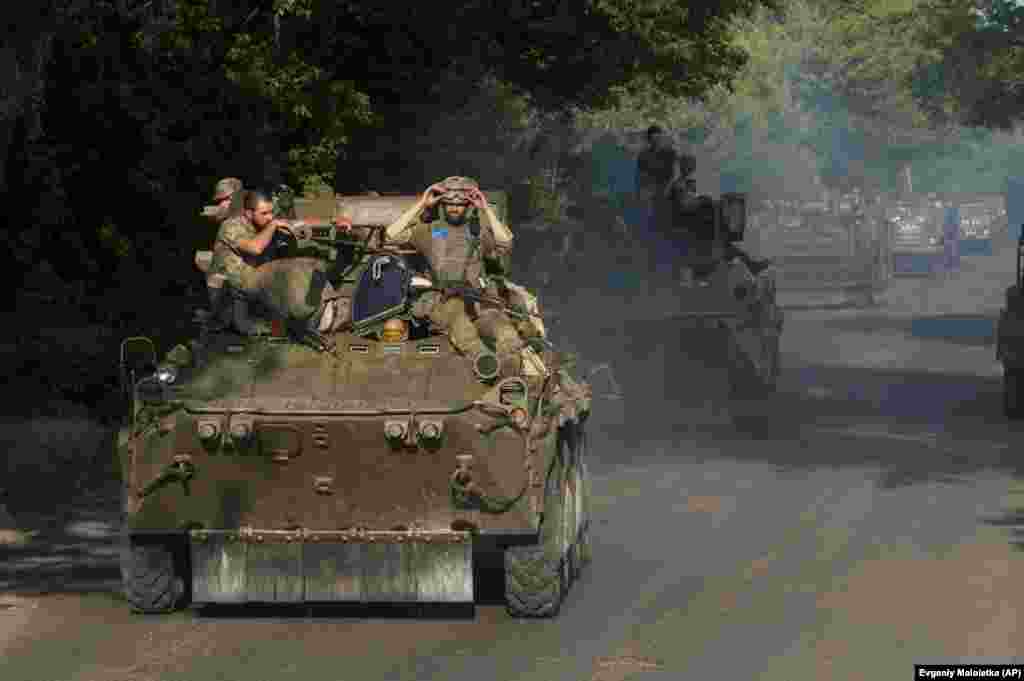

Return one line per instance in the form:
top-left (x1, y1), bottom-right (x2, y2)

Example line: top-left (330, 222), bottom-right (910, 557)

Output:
top-left (388, 178), bottom-right (523, 370)
top-left (211, 214), bottom-right (262, 292)
top-left (210, 213), bottom-right (341, 333)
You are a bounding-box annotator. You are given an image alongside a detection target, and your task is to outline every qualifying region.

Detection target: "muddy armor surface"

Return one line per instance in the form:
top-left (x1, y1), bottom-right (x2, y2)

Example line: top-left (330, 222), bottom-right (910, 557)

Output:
top-left (116, 189), bottom-right (592, 617)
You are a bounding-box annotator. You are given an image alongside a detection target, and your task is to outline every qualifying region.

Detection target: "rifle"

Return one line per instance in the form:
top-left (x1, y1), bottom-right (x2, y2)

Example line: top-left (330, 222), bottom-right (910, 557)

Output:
top-left (444, 284), bottom-right (553, 352)
top-left (433, 286), bottom-right (537, 322)
top-left (288, 222), bottom-right (418, 258)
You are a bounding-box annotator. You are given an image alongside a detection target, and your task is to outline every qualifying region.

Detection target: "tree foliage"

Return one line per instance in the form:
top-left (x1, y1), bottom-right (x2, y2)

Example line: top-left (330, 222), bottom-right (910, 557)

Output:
top-left (574, 0), bottom-right (1024, 197)
top-left (1, 0), bottom-right (780, 312)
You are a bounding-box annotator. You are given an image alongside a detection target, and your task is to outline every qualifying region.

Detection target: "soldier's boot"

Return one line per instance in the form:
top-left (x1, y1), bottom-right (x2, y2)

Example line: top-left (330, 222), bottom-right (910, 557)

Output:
top-left (728, 246), bottom-right (773, 276)
top-left (746, 257), bottom-right (774, 276)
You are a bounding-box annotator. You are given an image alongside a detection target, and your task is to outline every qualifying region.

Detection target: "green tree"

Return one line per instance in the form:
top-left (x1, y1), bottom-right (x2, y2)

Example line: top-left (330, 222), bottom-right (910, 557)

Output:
top-left (5, 0), bottom-right (785, 296)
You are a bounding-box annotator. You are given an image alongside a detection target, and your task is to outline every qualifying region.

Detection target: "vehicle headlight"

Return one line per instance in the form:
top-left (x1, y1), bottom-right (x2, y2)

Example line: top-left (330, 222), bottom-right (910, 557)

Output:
top-left (155, 365), bottom-right (178, 384)
top-left (196, 417), bottom-right (222, 446)
top-left (226, 416), bottom-right (255, 446)
top-left (384, 420), bottom-right (407, 442)
top-left (230, 421), bottom-right (251, 440)
top-left (417, 419), bottom-right (444, 443)
top-left (198, 422), bottom-right (219, 441)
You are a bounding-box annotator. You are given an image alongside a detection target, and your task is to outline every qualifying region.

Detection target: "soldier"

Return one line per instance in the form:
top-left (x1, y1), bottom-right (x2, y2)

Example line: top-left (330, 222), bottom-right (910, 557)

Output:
top-left (201, 177), bottom-right (243, 225)
top-left (209, 188), bottom-right (357, 336)
top-left (210, 189), bottom-right (295, 293)
top-left (379, 176), bottom-right (525, 379)
top-left (636, 126), bottom-right (698, 285)
top-left (673, 172), bottom-right (773, 277)
top-left (636, 126), bottom-right (695, 231)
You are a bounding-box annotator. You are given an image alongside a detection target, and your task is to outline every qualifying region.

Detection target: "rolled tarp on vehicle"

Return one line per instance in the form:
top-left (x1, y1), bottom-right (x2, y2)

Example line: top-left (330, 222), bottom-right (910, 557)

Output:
top-left (294, 192), bottom-right (509, 228)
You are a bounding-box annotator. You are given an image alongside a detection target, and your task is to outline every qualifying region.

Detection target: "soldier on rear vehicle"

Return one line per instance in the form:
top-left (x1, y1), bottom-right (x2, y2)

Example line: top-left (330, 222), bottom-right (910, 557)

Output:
top-left (636, 126), bottom-right (695, 233)
top-left (636, 126), bottom-right (698, 282)
top-left (673, 172), bottom-right (773, 278)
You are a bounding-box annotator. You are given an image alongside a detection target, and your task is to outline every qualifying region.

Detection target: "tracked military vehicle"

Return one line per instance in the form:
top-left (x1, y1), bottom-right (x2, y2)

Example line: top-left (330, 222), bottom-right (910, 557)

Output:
top-left (754, 194), bottom-right (890, 307)
top-left (115, 190), bottom-right (592, 617)
top-left (669, 189), bottom-right (783, 399)
top-left (997, 226), bottom-right (1024, 417)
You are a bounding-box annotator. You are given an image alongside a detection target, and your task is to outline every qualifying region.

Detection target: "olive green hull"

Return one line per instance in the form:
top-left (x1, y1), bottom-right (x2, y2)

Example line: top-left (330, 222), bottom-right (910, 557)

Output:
top-left (119, 414), bottom-right (541, 534)
top-left (118, 411), bottom-right (555, 604)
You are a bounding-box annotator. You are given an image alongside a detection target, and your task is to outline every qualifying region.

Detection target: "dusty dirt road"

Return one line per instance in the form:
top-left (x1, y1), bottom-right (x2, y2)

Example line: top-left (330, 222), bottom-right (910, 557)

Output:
top-left (3, 250), bottom-right (1024, 680)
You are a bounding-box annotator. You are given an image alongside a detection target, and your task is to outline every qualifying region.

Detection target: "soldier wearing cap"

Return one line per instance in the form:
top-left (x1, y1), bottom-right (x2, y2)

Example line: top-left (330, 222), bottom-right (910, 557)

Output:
top-left (380, 176), bottom-right (524, 378)
top-left (201, 177), bottom-right (244, 225)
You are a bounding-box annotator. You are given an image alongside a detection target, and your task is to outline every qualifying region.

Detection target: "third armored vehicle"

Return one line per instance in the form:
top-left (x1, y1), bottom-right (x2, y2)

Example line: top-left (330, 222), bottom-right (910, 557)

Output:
top-left (753, 194), bottom-right (891, 307)
top-left (115, 189), bottom-right (593, 618)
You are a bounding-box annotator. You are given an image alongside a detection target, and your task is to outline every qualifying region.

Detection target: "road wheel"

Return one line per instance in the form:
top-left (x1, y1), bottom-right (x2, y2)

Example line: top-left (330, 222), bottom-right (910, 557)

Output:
top-left (1005, 368), bottom-right (1024, 419)
top-left (505, 437), bottom-right (573, 618)
top-left (573, 457), bottom-right (593, 572)
top-left (121, 541), bottom-right (187, 614)
top-left (505, 545), bottom-right (564, 618)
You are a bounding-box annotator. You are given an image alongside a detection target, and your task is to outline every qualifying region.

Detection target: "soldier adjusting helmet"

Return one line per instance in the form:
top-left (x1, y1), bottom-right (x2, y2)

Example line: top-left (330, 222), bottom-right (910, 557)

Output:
top-left (437, 176), bottom-right (479, 205)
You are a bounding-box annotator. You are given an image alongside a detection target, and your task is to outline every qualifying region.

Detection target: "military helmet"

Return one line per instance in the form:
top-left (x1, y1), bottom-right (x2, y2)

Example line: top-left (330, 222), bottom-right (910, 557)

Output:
top-left (271, 184), bottom-right (297, 218)
top-left (438, 176), bottom-right (478, 205)
top-left (212, 177), bottom-right (243, 202)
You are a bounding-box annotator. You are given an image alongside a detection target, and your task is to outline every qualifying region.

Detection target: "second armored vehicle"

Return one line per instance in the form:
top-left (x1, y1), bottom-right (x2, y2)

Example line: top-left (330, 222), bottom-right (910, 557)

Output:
top-left (671, 190), bottom-right (784, 399)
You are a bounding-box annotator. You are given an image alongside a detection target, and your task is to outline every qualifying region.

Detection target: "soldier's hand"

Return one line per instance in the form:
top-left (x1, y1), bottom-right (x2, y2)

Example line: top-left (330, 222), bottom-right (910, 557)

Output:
top-left (290, 221), bottom-right (312, 240)
top-left (272, 219), bottom-right (295, 234)
top-left (423, 184), bottom-right (446, 208)
top-left (468, 188), bottom-right (487, 209)
top-left (332, 215), bottom-right (353, 232)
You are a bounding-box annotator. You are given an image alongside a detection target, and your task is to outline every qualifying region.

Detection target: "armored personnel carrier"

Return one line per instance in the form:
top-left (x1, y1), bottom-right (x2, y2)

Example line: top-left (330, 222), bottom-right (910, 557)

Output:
top-left (670, 189), bottom-right (783, 399)
top-left (755, 194), bottom-right (890, 307)
top-left (888, 197), bottom-right (945, 276)
top-left (997, 227), bottom-right (1024, 417)
top-left (115, 190), bottom-right (592, 617)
